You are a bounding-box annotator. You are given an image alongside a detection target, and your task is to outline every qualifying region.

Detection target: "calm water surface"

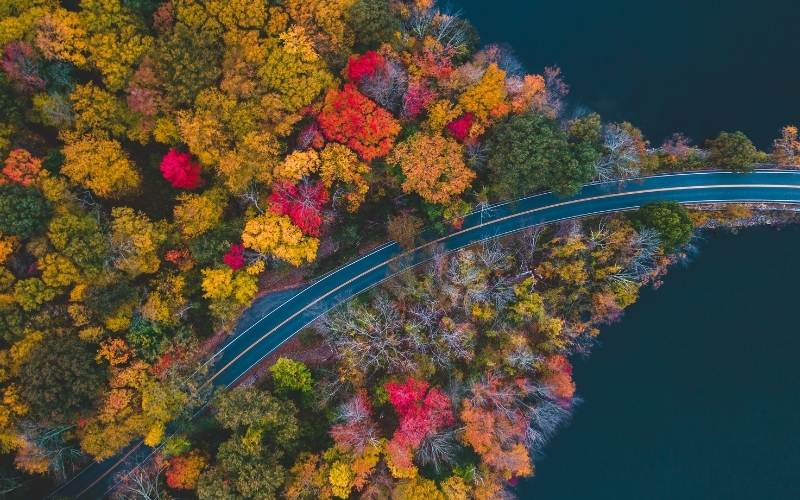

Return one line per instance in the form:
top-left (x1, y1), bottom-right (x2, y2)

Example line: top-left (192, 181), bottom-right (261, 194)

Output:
top-left (455, 1), bottom-right (800, 497)
top-left (525, 227), bottom-right (800, 499)
top-left (457, 0), bottom-right (800, 147)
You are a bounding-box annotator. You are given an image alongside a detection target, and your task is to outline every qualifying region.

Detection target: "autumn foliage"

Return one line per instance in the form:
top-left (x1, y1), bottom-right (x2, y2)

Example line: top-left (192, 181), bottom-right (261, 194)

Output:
top-left (544, 354), bottom-right (576, 401)
top-left (385, 379), bottom-right (453, 474)
top-left (2, 149), bottom-right (41, 186)
top-left (269, 180), bottom-right (329, 236)
top-left (445, 112), bottom-right (475, 142)
top-left (223, 243), bottom-right (245, 270)
top-left (0, 0), bottom-right (720, 496)
top-left (166, 451), bottom-right (207, 490)
top-left (160, 149), bottom-right (203, 189)
top-left (346, 51), bottom-right (386, 82)
top-left (318, 84), bottom-right (400, 161)
top-left (389, 132), bottom-right (475, 204)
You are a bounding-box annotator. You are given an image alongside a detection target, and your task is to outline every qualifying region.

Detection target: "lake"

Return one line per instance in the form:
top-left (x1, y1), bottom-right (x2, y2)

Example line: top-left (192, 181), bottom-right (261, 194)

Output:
top-left (455, 0), bottom-right (800, 497)
top-left (457, 0), bottom-right (800, 148)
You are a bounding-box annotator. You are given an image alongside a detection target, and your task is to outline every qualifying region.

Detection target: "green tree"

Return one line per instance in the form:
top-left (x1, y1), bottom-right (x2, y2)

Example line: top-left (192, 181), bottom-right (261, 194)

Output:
top-left (707, 131), bottom-right (759, 173)
top-left (486, 114), bottom-right (600, 198)
top-left (269, 358), bottom-right (313, 396)
top-left (0, 185), bottom-right (50, 238)
top-left (346, 0), bottom-right (401, 50)
top-left (19, 335), bottom-right (106, 425)
top-left (154, 23), bottom-right (222, 108)
top-left (214, 387), bottom-right (299, 443)
top-left (13, 278), bottom-right (58, 311)
top-left (47, 213), bottom-right (108, 275)
top-left (198, 387), bottom-right (299, 499)
top-left (631, 201), bottom-right (694, 251)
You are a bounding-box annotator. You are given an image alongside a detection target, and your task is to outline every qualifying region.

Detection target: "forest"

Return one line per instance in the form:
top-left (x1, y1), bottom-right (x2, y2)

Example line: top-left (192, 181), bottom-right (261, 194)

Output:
top-left (1, 0), bottom-right (799, 498)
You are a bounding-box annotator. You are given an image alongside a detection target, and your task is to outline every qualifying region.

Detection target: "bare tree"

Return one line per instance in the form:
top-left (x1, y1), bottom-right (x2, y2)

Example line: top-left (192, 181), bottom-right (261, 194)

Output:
top-left (110, 454), bottom-right (168, 500)
top-left (360, 58), bottom-right (408, 114)
top-left (17, 423), bottom-right (83, 482)
top-left (526, 398), bottom-right (574, 455)
top-left (321, 295), bottom-right (415, 373)
top-left (415, 430), bottom-right (459, 472)
top-left (429, 11), bottom-right (470, 54)
top-left (594, 123), bottom-right (643, 182)
top-left (542, 66), bottom-right (569, 118)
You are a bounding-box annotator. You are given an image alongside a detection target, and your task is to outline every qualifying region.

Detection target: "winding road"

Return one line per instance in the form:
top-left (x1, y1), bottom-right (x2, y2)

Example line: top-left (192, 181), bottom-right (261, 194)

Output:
top-left (49, 169), bottom-right (800, 498)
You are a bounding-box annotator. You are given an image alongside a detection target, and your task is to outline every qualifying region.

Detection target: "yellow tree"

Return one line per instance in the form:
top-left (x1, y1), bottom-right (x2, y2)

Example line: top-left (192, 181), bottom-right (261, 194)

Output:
top-left (388, 133), bottom-right (475, 204)
top-left (173, 188), bottom-right (227, 238)
top-left (34, 8), bottom-right (88, 67)
top-left (69, 82), bottom-right (130, 137)
top-left (79, 0), bottom-right (153, 90)
top-left (284, 0), bottom-right (355, 58)
top-left (319, 143), bottom-right (370, 212)
top-left (141, 274), bottom-right (188, 326)
top-left (259, 27), bottom-right (336, 113)
top-left (218, 131), bottom-right (283, 193)
top-left (61, 135), bottom-right (140, 198)
top-left (458, 63), bottom-right (509, 124)
top-left (200, 267), bottom-right (258, 321)
top-left (241, 212), bottom-right (319, 266)
top-left (176, 89), bottom-right (237, 167)
top-left (274, 149), bottom-right (321, 182)
top-left (110, 207), bottom-right (168, 277)
top-left (772, 125), bottom-right (800, 166)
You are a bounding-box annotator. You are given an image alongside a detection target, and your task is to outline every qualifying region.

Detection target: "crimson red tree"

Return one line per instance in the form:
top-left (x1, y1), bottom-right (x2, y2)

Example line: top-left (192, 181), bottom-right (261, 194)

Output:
top-left (384, 379), bottom-right (454, 470)
top-left (160, 149), bottom-right (202, 189)
top-left (446, 112), bottom-right (475, 142)
top-left (222, 243), bottom-right (245, 270)
top-left (346, 51), bottom-right (386, 83)
top-left (269, 180), bottom-right (329, 236)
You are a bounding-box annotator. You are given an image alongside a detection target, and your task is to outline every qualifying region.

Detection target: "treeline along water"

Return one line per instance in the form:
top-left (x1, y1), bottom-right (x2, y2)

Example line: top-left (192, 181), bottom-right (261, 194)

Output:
top-left (455, 1), bottom-right (800, 497)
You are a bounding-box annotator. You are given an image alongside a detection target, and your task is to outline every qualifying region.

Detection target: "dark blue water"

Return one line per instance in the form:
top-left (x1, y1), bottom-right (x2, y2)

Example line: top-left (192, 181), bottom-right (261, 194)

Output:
top-left (457, 0), bottom-right (800, 148)
top-left (527, 226), bottom-right (800, 499)
top-left (454, 1), bottom-right (800, 497)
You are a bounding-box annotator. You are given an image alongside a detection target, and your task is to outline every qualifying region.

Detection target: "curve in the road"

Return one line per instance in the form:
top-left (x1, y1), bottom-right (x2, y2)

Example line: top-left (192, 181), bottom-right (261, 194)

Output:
top-left (49, 169), bottom-right (800, 498)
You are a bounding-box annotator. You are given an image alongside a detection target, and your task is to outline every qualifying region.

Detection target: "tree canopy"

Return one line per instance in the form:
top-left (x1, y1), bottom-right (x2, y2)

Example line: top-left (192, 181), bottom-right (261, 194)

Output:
top-left (486, 113), bottom-right (600, 197)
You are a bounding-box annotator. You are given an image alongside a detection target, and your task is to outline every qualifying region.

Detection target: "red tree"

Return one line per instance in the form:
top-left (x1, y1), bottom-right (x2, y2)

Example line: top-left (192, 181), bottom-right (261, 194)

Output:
top-left (446, 112), bottom-right (475, 142)
top-left (401, 80), bottom-right (435, 120)
top-left (165, 451), bottom-right (206, 490)
top-left (385, 378), bottom-right (454, 467)
top-left (269, 180), bottom-right (329, 236)
top-left (317, 84), bottom-right (400, 162)
top-left (2, 149), bottom-right (42, 186)
top-left (1, 42), bottom-right (44, 93)
top-left (160, 149), bottom-right (202, 189)
top-left (544, 354), bottom-right (576, 401)
top-left (223, 243), bottom-right (245, 270)
top-left (346, 51), bottom-right (386, 83)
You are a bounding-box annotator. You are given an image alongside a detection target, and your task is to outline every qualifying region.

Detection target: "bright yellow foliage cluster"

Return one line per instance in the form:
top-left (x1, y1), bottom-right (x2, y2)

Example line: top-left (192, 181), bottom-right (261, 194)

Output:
top-left (200, 267), bottom-right (258, 321)
top-left (61, 135), bottom-right (140, 198)
top-left (174, 188), bottom-right (228, 238)
top-left (242, 212), bottom-right (319, 266)
top-left (79, 0), bottom-right (153, 90)
top-left (458, 63), bottom-right (509, 124)
top-left (319, 144), bottom-right (371, 212)
top-left (34, 8), bottom-right (88, 66)
top-left (274, 149), bottom-right (321, 182)
top-left (110, 207), bottom-right (168, 277)
top-left (141, 274), bottom-right (188, 326)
